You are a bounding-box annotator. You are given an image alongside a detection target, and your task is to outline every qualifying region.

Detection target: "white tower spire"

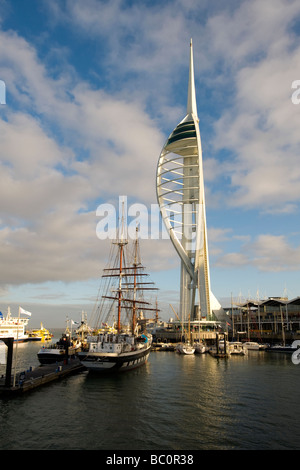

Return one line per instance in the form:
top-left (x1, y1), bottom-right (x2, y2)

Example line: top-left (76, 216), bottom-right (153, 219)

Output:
top-left (156, 40), bottom-right (226, 327)
top-left (187, 39), bottom-right (197, 119)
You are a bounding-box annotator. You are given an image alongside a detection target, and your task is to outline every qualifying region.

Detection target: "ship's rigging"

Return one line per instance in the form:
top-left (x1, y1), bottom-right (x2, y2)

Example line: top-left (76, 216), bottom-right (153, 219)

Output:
top-left (89, 227), bottom-right (159, 334)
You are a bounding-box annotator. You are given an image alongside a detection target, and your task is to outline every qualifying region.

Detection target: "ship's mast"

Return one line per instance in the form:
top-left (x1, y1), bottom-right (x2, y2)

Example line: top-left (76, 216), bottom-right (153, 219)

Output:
top-left (101, 206), bottom-right (159, 334)
top-left (117, 241), bottom-right (124, 333)
top-left (116, 200), bottom-right (128, 333)
top-left (132, 226), bottom-right (139, 334)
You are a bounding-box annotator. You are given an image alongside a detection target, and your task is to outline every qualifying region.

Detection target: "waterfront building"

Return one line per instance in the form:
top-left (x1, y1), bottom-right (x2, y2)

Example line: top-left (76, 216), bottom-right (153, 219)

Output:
top-left (156, 40), bottom-right (228, 330)
top-left (227, 297), bottom-right (300, 343)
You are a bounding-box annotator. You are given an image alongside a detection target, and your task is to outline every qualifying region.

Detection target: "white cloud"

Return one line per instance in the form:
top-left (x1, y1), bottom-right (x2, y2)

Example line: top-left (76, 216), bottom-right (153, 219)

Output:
top-left (210, 0), bottom-right (300, 212)
top-left (1, 0), bottom-right (300, 310)
top-left (0, 25), bottom-right (166, 290)
top-left (41, 0), bottom-right (300, 215)
top-left (215, 233), bottom-right (300, 272)
top-left (249, 234), bottom-right (300, 272)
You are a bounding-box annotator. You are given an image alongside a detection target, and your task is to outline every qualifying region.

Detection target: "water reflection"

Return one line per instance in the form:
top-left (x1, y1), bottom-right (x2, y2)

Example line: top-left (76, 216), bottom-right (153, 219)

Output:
top-left (0, 344), bottom-right (299, 450)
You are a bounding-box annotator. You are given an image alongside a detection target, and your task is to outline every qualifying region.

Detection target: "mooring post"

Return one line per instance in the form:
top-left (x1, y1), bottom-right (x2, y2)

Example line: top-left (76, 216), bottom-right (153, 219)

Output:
top-left (2, 337), bottom-right (14, 387)
top-left (65, 336), bottom-right (69, 364)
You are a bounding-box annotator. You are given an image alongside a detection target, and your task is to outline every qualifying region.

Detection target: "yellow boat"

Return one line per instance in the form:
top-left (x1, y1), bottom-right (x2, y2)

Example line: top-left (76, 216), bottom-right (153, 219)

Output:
top-left (28, 323), bottom-right (53, 342)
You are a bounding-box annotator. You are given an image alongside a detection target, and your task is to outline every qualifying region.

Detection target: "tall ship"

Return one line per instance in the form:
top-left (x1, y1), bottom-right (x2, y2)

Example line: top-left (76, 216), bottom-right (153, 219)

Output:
top-left (78, 225), bottom-right (157, 372)
top-left (0, 307), bottom-right (30, 342)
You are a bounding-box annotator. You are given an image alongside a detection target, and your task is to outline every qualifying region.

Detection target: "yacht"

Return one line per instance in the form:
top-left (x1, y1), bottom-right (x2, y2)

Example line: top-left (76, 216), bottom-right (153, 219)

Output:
top-left (194, 342), bottom-right (206, 354)
top-left (176, 342), bottom-right (195, 355)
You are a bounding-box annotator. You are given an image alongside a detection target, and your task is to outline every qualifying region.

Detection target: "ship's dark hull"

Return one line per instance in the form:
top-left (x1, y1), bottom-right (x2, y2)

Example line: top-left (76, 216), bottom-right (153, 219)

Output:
top-left (37, 347), bottom-right (79, 364)
top-left (78, 345), bottom-right (151, 372)
top-left (265, 346), bottom-right (297, 353)
top-left (37, 350), bottom-right (66, 364)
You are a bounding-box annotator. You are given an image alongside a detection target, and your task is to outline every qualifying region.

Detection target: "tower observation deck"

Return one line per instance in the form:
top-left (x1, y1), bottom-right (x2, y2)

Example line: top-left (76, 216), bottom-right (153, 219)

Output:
top-left (156, 40), bottom-right (228, 329)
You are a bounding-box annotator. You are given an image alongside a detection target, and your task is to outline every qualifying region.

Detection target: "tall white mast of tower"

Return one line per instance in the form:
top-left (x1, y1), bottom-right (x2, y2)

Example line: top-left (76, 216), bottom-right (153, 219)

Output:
top-left (156, 39), bottom-right (212, 323)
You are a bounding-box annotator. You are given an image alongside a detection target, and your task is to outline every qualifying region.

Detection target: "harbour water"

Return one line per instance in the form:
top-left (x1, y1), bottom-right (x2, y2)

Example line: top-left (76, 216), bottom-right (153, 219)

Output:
top-left (0, 332), bottom-right (299, 451)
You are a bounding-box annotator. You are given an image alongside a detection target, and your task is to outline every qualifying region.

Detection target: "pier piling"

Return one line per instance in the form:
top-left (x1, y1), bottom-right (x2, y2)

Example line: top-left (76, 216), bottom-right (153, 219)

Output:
top-left (1, 337), bottom-right (14, 387)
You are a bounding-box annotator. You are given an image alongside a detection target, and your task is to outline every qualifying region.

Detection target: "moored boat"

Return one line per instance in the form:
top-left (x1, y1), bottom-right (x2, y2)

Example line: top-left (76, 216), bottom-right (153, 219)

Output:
top-left (265, 343), bottom-right (299, 353)
top-left (37, 331), bottom-right (81, 364)
top-left (27, 323), bottom-right (53, 342)
top-left (74, 312), bottom-right (92, 349)
top-left (243, 341), bottom-right (267, 350)
top-left (170, 306), bottom-right (195, 355)
top-left (79, 331), bottom-right (151, 371)
top-left (213, 339), bottom-right (247, 356)
top-left (78, 225), bottom-right (157, 373)
top-left (228, 341), bottom-right (248, 355)
top-left (194, 342), bottom-right (207, 354)
top-left (0, 307), bottom-right (31, 342)
top-left (176, 342), bottom-right (195, 355)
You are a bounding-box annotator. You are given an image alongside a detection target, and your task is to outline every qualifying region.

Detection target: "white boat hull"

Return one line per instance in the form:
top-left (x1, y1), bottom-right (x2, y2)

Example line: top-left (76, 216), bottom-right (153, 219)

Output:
top-left (243, 342), bottom-right (263, 350)
top-left (194, 344), bottom-right (206, 354)
top-left (218, 341), bottom-right (248, 356)
top-left (176, 343), bottom-right (195, 355)
top-left (0, 308), bottom-right (30, 342)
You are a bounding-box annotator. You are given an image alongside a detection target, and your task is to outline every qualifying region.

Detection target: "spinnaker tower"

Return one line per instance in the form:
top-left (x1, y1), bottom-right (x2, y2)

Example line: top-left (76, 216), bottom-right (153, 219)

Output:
top-left (156, 40), bottom-right (227, 327)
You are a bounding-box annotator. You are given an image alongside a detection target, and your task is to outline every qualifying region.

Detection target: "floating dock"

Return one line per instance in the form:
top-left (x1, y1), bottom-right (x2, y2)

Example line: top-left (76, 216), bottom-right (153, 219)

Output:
top-left (0, 337), bottom-right (85, 396)
top-left (208, 350), bottom-right (229, 358)
top-left (0, 358), bottom-right (85, 396)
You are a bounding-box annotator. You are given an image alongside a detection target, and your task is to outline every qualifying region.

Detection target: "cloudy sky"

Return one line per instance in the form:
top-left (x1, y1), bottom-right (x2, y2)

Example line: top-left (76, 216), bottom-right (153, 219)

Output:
top-left (0, 0), bottom-right (300, 327)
